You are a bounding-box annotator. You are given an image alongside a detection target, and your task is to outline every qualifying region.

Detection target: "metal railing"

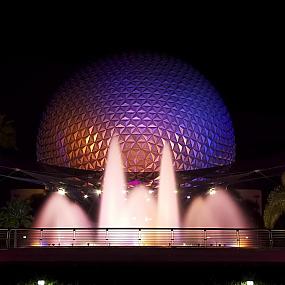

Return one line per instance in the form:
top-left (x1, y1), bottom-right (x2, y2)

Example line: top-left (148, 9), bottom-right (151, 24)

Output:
top-left (1, 228), bottom-right (285, 249)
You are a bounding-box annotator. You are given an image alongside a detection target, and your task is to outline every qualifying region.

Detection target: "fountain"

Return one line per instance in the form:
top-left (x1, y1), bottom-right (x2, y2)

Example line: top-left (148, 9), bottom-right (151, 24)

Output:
top-left (184, 187), bottom-right (251, 228)
top-left (96, 139), bottom-right (181, 245)
top-left (157, 142), bottom-right (180, 228)
top-left (120, 185), bottom-right (157, 245)
top-left (122, 185), bottom-right (156, 228)
top-left (99, 139), bottom-right (180, 228)
top-left (31, 192), bottom-right (93, 246)
top-left (183, 187), bottom-right (252, 247)
top-left (32, 137), bottom-right (252, 247)
top-left (33, 192), bottom-right (93, 229)
top-left (98, 137), bottom-right (126, 228)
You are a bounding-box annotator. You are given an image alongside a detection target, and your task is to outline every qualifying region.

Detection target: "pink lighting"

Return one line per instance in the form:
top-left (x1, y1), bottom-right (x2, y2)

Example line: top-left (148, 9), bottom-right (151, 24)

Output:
top-left (98, 139), bottom-right (180, 230)
top-left (33, 193), bottom-right (93, 229)
top-left (122, 185), bottom-right (156, 228)
top-left (184, 187), bottom-right (251, 228)
top-left (31, 138), bottom-right (251, 247)
top-left (31, 193), bottom-right (93, 246)
top-left (157, 142), bottom-right (180, 228)
top-left (98, 137), bottom-right (127, 228)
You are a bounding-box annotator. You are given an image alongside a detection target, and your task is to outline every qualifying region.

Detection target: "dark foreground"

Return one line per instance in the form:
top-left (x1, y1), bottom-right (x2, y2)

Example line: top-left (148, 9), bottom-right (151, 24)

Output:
top-left (1, 247), bottom-right (285, 284)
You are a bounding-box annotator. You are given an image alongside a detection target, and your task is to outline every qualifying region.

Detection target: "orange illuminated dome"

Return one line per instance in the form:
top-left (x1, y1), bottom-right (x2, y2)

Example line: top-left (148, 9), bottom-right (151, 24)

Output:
top-left (37, 54), bottom-right (235, 172)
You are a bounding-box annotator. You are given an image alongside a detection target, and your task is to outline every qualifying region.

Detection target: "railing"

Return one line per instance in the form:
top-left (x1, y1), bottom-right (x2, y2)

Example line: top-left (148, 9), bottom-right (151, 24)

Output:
top-left (1, 228), bottom-right (285, 249)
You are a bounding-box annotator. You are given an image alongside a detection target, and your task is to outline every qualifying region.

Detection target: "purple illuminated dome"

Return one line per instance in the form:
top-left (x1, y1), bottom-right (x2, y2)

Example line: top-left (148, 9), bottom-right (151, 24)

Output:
top-left (37, 54), bottom-right (235, 172)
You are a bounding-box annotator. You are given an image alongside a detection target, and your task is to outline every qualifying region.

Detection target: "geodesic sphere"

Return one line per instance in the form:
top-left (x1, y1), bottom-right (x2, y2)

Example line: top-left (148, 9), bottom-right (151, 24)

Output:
top-left (37, 54), bottom-right (235, 172)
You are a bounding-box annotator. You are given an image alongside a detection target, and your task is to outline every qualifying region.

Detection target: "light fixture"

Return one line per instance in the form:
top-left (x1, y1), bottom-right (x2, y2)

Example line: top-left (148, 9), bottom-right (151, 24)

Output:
top-left (38, 281), bottom-right (45, 285)
top-left (84, 194), bottom-right (88, 199)
top-left (22, 235), bottom-right (27, 239)
top-left (57, 187), bottom-right (66, 195)
top-left (246, 281), bottom-right (254, 285)
top-left (186, 195), bottom-right (191, 199)
top-left (208, 187), bottom-right (216, 195)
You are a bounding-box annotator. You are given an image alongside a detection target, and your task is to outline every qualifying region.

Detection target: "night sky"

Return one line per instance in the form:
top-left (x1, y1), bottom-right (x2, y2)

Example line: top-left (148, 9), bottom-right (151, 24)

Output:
top-left (0, 18), bottom-right (283, 166)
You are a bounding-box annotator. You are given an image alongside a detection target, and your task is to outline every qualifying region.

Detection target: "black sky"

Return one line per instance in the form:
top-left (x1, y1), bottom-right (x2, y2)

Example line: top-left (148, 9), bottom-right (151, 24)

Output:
top-left (0, 13), bottom-right (284, 165)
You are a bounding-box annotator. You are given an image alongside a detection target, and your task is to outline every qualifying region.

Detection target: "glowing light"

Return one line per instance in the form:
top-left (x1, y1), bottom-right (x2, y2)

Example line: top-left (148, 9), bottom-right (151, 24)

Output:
top-left (22, 235), bottom-right (27, 239)
top-left (208, 187), bottom-right (216, 195)
top-left (38, 281), bottom-right (45, 285)
top-left (148, 190), bottom-right (154, 194)
top-left (246, 236), bottom-right (249, 239)
top-left (186, 195), bottom-right (191, 199)
top-left (57, 187), bottom-right (66, 195)
top-left (173, 190), bottom-right (178, 194)
top-left (246, 281), bottom-right (254, 285)
top-left (83, 194), bottom-right (88, 199)
top-left (95, 189), bottom-right (102, 196)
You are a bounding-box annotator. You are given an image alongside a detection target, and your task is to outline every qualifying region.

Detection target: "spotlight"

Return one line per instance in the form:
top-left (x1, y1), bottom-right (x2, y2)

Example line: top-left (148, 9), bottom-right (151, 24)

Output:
top-left (57, 187), bottom-right (66, 195)
top-left (208, 187), bottom-right (216, 195)
top-left (38, 281), bottom-right (45, 285)
top-left (83, 194), bottom-right (88, 199)
top-left (186, 195), bottom-right (191, 199)
top-left (246, 281), bottom-right (254, 285)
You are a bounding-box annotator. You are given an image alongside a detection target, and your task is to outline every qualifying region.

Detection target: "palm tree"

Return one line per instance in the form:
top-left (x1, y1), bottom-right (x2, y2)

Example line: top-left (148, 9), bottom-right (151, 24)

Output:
top-left (264, 184), bottom-right (285, 229)
top-left (0, 113), bottom-right (16, 150)
top-left (0, 199), bottom-right (33, 228)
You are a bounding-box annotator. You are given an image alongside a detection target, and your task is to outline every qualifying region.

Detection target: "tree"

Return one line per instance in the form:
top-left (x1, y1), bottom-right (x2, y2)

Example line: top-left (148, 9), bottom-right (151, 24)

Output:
top-left (264, 184), bottom-right (285, 229)
top-left (0, 113), bottom-right (16, 150)
top-left (0, 199), bottom-right (33, 228)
